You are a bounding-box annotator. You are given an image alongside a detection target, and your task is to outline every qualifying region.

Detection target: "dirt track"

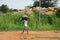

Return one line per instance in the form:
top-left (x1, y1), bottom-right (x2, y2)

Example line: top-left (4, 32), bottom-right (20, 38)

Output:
top-left (0, 31), bottom-right (60, 40)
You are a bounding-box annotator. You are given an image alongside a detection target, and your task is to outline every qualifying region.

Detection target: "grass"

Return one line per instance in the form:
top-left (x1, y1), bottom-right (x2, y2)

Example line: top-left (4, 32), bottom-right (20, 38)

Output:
top-left (0, 12), bottom-right (60, 31)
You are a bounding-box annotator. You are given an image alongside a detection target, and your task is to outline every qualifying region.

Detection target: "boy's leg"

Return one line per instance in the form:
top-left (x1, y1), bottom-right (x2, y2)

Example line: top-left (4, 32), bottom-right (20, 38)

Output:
top-left (27, 29), bottom-right (28, 34)
top-left (22, 29), bottom-right (24, 33)
top-left (21, 28), bottom-right (24, 34)
top-left (26, 27), bottom-right (28, 34)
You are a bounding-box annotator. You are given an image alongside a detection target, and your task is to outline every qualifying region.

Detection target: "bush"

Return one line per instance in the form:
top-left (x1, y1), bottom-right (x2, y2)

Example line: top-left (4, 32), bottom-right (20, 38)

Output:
top-left (55, 8), bottom-right (60, 18)
top-left (0, 13), bottom-right (23, 31)
top-left (0, 12), bottom-right (60, 31)
top-left (47, 16), bottom-right (53, 24)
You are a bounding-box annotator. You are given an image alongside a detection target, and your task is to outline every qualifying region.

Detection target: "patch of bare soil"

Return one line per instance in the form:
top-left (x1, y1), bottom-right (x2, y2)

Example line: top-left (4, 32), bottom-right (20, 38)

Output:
top-left (0, 31), bottom-right (60, 40)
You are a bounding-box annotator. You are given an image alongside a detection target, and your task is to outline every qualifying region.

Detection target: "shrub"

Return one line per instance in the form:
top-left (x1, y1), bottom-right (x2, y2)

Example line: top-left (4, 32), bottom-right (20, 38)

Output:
top-left (55, 8), bottom-right (60, 18)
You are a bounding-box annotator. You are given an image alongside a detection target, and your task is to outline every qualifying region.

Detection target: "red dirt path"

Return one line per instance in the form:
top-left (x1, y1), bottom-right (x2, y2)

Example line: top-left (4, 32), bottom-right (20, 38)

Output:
top-left (0, 31), bottom-right (60, 40)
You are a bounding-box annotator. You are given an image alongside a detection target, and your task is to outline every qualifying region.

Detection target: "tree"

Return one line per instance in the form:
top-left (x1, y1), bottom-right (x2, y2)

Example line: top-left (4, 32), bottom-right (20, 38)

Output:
top-left (33, 1), bottom-right (39, 7)
top-left (0, 4), bottom-right (9, 13)
top-left (12, 9), bottom-right (18, 12)
top-left (33, 0), bottom-right (59, 8)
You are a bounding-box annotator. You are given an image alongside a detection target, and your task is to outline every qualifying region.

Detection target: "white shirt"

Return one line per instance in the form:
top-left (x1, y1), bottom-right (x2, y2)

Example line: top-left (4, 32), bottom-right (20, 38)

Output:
top-left (24, 20), bottom-right (28, 27)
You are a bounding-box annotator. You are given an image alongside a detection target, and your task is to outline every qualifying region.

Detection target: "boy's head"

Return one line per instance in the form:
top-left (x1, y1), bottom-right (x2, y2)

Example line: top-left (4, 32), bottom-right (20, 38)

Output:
top-left (22, 15), bottom-right (28, 21)
top-left (23, 15), bottom-right (28, 18)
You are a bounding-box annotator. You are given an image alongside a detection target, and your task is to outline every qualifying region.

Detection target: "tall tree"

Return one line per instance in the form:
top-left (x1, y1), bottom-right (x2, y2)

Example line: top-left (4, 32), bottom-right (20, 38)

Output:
top-left (0, 4), bottom-right (9, 13)
top-left (33, 0), bottom-right (59, 8)
top-left (33, 1), bottom-right (39, 7)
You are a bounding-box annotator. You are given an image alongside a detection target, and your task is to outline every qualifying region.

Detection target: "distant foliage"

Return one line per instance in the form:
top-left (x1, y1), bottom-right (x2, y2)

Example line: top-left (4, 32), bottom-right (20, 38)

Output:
top-left (33, 0), bottom-right (58, 8)
top-left (55, 8), bottom-right (60, 18)
top-left (33, 1), bottom-right (39, 7)
top-left (12, 9), bottom-right (18, 12)
top-left (0, 4), bottom-right (9, 13)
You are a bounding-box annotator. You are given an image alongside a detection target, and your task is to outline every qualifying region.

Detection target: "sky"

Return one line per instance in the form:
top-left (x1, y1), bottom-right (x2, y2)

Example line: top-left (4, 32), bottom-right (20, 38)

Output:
top-left (57, 0), bottom-right (60, 7)
top-left (0, 0), bottom-right (60, 9)
top-left (0, 0), bottom-right (34, 9)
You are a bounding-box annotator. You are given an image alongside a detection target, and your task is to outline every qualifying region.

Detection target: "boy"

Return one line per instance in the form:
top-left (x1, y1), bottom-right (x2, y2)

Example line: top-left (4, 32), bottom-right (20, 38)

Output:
top-left (22, 15), bottom-right (28, 34)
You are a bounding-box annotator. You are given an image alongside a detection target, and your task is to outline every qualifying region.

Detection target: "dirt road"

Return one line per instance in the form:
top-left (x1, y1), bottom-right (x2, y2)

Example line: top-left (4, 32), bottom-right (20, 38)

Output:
top-left (0, 31), bottom-right (60, 40)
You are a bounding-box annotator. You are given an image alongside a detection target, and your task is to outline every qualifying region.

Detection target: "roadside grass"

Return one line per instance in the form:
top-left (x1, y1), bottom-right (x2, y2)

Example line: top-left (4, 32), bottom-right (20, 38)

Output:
top-left (0, 12), bottom-right (60, 31)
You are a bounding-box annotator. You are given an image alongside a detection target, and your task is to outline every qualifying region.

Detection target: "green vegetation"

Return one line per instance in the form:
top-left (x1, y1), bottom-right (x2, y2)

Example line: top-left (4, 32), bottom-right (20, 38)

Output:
top-left (0, 10), bottom-right (60, 31)
top-left (33, 0), bottom-right (58, 7)
top-left (55, 8), bottom-right (60, 18)
top-left (0, 13), bottom-right (23, 31)
top-left (0, 4), bottom-right (9, 13)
